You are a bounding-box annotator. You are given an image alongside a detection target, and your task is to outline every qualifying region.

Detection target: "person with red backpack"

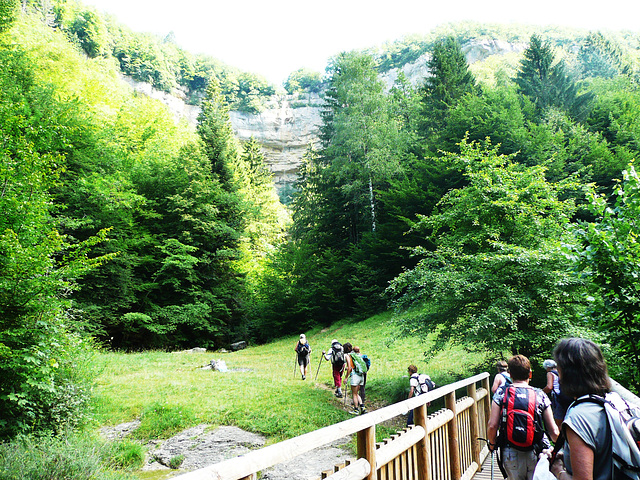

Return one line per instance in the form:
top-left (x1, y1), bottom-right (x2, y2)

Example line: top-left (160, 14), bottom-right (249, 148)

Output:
top-left (323, 339), bottom-right (345, 397)
top-left (487, 355), bottom-right (559, 480)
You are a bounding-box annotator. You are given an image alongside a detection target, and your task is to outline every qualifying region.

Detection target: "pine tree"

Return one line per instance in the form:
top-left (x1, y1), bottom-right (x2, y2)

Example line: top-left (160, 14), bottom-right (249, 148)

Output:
top-left (578, 32), bottom-right (631, 79)
top-left (197, 78), bottom-right (239, 187)
top-left (420, 36), bottom-right (478, 137)
top-left (515, 35), bottom-right (593, 121)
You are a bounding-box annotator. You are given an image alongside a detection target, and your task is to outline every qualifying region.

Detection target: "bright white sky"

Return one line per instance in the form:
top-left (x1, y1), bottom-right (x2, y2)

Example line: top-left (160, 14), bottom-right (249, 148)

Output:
top-left (82, 0), bottom-right (640, 85)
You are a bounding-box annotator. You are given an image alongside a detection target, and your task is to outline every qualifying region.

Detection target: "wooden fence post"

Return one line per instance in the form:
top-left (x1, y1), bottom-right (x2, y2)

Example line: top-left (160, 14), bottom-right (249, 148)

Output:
top-left (467, 382), bottom-right (481, 469)
top-left (414, 403), bottom-right (431, 480)
top-left (446, 392), bottom-right (461, 480)
top-left (482, 376), bottom-right (491, 426)
top-left (357, 425), bottom-right (377, 480)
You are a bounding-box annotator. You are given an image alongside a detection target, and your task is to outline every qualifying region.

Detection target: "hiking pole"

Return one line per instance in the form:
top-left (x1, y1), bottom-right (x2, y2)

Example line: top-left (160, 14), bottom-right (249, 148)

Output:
top-left (491, 448), bottom-right (494, 480)
top-left (293, 354), bottom-right (297, 378)
top-left (314, 354), bottom-right (323, 381)
top-left (479, 438), bottom-right (494, 480)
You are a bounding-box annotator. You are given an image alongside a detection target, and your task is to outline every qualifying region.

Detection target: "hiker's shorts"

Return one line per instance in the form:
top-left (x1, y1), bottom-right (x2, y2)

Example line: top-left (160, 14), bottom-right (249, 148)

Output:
top-left (350, 372), bottom-right (365, 387)
top-left (501, 446), bottom-right (536, 480)
top-left (298, 354), bottom-right (310, 366)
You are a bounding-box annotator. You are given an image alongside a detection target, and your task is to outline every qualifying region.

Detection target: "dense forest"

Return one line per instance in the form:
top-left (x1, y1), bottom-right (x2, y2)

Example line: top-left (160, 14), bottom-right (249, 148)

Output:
top-left (3, 0), bottom-right (640, 442)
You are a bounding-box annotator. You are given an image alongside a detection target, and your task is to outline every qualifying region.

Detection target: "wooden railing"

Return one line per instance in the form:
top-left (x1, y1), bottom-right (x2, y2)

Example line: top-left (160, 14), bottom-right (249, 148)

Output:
top-left (172, 372), bottom-right (491, 480)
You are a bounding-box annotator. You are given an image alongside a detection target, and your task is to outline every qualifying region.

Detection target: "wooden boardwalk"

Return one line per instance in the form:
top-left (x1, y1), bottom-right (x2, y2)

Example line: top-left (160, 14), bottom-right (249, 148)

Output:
top-left (473, 452), bottom-right (497, 480)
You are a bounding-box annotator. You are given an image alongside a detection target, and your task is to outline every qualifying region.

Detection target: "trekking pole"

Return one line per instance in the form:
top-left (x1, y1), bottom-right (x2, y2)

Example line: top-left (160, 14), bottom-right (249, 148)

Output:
top-left (314, 355), bottom-right (323, 381)
top-left (293, 354), bottom-right (297, 378)
top-left (478, 438), bottom-right (494, 480)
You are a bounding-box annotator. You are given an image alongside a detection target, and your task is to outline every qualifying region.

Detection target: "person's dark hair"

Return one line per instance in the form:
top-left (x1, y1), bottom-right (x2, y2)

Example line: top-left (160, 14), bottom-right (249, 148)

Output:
top-left (496, 360), bottom-right (508, 372)
top-left (553, 337), bottom-right (610, 399)
top-left (408, 364), bottom-right (417, 374)
top-left (343, 342), bottom-right (353, 353)
top-left (507, 355), bottom-right (531, 381)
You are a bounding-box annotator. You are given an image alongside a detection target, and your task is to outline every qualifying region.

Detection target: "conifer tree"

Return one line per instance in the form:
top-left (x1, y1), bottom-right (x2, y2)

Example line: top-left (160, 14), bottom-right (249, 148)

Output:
top-left (420, 36), bottom-right (478, 138)
top-left (515, 35), bottom-right (593, 121)
top-left (578, 32), bottom-right (631, 79)
top-left (197, 78), bottom-right (239, 187)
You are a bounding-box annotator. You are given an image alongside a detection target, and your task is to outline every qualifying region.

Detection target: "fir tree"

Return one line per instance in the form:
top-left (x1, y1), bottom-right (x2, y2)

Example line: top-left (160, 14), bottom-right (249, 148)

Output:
top-left (420, 36), bottom-right (478, 137)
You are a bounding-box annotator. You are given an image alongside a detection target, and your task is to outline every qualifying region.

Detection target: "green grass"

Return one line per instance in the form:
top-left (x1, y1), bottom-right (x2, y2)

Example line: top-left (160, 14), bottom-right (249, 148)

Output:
top-left (93, 311), bottom-right (488, 444)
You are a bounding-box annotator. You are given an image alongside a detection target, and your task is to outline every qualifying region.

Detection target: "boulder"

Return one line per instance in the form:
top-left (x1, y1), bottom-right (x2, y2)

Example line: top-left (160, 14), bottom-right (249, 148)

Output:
top-left (230, 341), bottom-right (247, 351)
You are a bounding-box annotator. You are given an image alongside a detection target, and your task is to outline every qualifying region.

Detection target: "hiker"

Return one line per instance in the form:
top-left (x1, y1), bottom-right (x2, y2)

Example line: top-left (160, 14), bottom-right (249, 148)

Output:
top-left (353, 346), bottom-right (370, 408)
top-left (407, 364), bottom-right (435, 426)
top-left (487, 354), bottom-right (559, 480)
top-left (542, 358), bottom-right (571, 429)
top-left (343, 342), bottom-right (367, 415)
top-left (323, 339), bottom-right (345, 397)
top-left (492, 360), bottom-right (512, 394)
top-left (549, 338), bottom-right (613, 480)
top-left (294, 334), bottom-right (311, 380)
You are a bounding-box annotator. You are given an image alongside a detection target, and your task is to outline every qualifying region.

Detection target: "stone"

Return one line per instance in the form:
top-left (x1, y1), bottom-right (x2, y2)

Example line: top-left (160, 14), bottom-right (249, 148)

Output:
top-left (230, 341), bottom-right (247, 351)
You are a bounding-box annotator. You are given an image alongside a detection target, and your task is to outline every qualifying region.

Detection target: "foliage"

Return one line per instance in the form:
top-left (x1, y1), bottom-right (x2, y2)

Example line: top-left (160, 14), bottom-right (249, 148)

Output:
top-left (284, 67), bottom-right (323, 94)
top-left (0, 40), bottom-right (111, 438)
top-left (572, 165), bottom-right (640, 392)
top-left (0, 432), bottom-right (137, 479)
top-left (69, 7), bottom-right (109, 58)
top-left (388, 140), bottom-right (584, 359)
top-left (0, 0), bottom-right (18, 33)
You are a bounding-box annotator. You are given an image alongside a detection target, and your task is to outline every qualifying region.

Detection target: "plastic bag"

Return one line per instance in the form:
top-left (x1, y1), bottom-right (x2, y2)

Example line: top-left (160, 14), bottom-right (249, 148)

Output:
top-left (532, 455), bottom-right (556, 480)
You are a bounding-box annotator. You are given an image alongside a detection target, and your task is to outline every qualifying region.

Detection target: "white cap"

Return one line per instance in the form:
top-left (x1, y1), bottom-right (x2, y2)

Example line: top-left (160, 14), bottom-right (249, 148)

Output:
top-left (300, 334), bottom-right (306, 340)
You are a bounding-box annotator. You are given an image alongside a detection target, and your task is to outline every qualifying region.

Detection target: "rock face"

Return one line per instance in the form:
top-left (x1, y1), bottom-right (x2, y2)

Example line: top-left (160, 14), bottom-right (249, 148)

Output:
top-left (229, 95), bottom-right (323, 193)
top-left (122, 38), bottom-right (526, 194)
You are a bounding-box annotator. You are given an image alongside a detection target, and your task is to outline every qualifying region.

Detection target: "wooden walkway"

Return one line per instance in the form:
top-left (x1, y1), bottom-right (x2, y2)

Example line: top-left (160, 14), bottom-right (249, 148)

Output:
top-left (473, 453), bottom-right (496, 480)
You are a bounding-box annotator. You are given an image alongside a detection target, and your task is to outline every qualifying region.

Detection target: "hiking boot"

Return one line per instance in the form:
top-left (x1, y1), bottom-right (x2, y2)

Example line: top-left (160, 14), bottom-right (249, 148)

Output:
top-left (335, 391), bottom-right (343, 398)
top-left (360, 406), bottom-right (367, 415)
top-left (302, 375), bottom-right (306, 380)
top-left (349, 408), bottom-right (360, 415)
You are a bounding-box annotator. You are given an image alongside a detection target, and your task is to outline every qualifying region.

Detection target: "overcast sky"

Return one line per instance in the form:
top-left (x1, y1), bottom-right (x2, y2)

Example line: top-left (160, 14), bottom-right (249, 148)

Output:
top-left (81, 0), bottom-right (640, 85)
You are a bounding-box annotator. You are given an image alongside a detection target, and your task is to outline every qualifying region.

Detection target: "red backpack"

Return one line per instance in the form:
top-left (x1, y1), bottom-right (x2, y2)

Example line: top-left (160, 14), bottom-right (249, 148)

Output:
top-left (499, 385), bottom-right (544, 451)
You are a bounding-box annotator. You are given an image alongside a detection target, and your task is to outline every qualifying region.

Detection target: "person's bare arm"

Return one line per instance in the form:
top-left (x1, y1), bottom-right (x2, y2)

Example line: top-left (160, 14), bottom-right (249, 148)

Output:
top-left (491, 375), bottom-right (503, 394)
top-left (550, 426), bottom-right (594, 480)
top-left (487, 401), bottom-right (501, 450)
top-left (543, 372), bottom-right (554, 394)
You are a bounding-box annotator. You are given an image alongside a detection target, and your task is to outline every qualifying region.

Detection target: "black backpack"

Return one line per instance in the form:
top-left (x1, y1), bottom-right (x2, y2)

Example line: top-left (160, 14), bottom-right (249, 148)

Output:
top-left (296, 342), bottom-right (310, 355)
top-left (331, 342), bottom-right (345, 369)
top-left (498, 385), bottom-right (544, 451)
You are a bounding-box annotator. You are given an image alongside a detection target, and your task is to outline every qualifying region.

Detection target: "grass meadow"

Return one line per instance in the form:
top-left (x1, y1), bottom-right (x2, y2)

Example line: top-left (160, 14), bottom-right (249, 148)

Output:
top-left (93, 311), bottom-right (488, 447)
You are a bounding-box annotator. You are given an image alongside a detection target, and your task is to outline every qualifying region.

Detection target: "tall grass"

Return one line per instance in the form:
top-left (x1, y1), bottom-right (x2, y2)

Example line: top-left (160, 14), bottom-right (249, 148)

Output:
top-left (94, 312), bottom-right (488, 443)
top-left (0, 432), bottom-right (141, 480)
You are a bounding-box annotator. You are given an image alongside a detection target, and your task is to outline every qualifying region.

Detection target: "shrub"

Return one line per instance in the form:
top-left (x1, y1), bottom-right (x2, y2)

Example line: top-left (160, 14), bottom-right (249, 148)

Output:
top-left (169, 454), bottom-right (185, 469)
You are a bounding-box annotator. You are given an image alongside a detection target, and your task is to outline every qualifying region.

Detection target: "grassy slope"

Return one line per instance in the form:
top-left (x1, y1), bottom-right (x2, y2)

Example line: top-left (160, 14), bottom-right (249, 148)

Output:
top-left (93, 311), bottom-right (487, 443)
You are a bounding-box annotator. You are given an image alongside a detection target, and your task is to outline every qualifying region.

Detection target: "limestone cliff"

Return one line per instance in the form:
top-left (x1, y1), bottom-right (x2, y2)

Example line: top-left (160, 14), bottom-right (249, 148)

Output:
top-left (229, 95), bottom-right (322, 193)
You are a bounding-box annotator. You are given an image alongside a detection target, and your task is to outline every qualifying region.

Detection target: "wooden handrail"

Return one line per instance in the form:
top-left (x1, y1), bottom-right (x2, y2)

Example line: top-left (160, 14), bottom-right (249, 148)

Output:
top-left (173, 372), bottom-right (490, 480)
